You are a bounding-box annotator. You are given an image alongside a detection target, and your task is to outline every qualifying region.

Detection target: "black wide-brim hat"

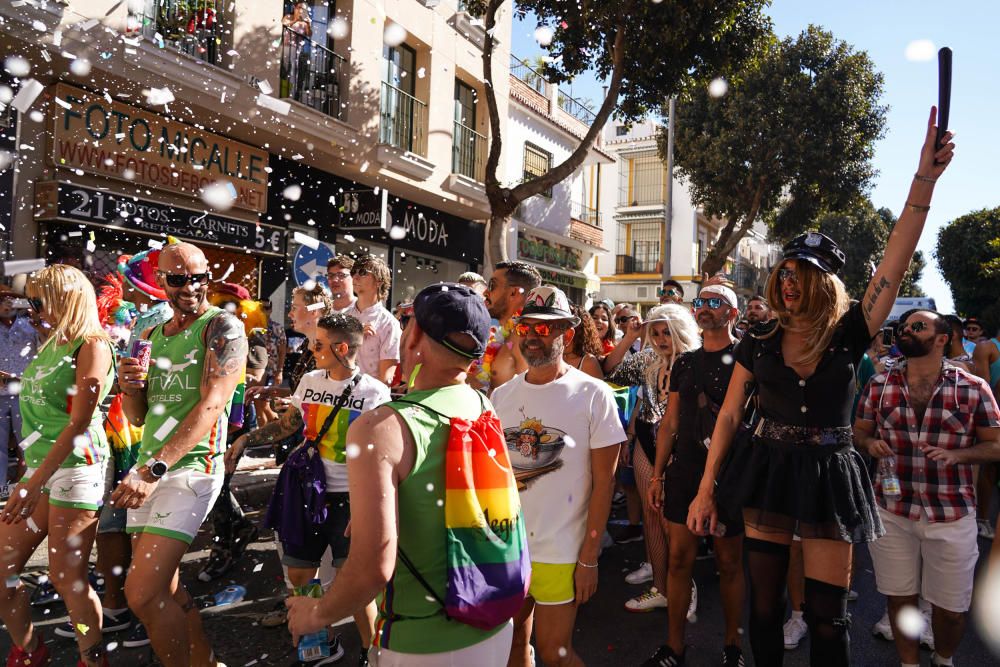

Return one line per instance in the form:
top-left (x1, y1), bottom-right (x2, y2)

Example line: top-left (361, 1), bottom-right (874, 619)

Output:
top-left (782, 231), bottom-right (846, 275)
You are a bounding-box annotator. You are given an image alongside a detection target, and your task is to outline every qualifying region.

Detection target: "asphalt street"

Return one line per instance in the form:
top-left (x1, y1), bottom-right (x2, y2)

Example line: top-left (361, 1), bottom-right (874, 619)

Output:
top-left (5, 484), bottom-right (1000, 666)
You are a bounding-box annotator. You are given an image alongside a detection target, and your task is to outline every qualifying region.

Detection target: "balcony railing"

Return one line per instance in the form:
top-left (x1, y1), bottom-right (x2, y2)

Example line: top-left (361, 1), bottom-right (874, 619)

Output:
top-left (510, 55), bottom-right (547, 95)
top-left (733, 259), bottom-right (762, 291)
top-left (557, 91), bottom-right (596, 125)
top-left (279, 27), bottom-right (348, 120)
top-left (616, 255), bottom-right (635, 274)
top-left (452, 121), bottom-right (487, 182)
top-left (140, 0), bottom-right (224, 66)
top-left (619, 154), bottom-right (668, 207)
top-left (571, 201), bottom-right (602, 228)
top-left (380, 81), bottom-right (428, 156)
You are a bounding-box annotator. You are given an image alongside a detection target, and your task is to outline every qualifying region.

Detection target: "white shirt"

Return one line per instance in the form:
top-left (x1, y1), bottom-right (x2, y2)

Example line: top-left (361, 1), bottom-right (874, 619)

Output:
top-left (332, 297), bottom-right (357, 314)
top-left (491, 367), bottom-right (626, 563)
top-left (290, 370), bottom-right (390, 491)
top-left (346, 301), bottom-right (401, 378)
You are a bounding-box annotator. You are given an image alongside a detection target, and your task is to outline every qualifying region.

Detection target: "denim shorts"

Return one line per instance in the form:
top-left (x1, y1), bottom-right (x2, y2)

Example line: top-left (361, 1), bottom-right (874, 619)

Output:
top-left (281, 492), bottom-right (352, 569)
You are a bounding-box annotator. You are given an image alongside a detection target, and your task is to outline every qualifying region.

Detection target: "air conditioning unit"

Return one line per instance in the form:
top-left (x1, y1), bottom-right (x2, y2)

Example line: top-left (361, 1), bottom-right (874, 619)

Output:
top-left (636, 286), bottom-right (649, 299)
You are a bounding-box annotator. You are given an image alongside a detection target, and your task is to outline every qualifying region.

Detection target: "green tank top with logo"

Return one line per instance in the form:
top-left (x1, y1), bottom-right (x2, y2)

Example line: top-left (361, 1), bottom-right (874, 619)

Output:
top-left (139, 307), bottom-right (229, 474)
top-left (374, 384), bottom-right (505, 654)
top-left (20, 337), bottom-right (113, 469)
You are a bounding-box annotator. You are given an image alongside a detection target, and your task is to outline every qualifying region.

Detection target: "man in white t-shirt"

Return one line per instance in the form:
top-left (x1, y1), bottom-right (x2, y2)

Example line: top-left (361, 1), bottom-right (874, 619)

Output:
top-left (346, 255), bottom-right (400, 385)
top-left (326, 254), bottom-right (357, 313)
top-left (226, 313), bottom-right (389, 658)
top-left (491, 285), bottom-right (625, 667)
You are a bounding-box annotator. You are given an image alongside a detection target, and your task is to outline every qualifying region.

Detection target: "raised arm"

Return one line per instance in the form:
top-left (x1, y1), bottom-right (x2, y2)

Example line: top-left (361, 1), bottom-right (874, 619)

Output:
top-left (862, 107), bottom-right (954, 335)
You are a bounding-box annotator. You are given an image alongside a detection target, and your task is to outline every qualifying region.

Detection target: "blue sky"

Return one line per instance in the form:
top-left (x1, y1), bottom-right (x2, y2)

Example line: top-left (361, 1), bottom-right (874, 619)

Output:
top-left (511, 0), bottom-right (998, 314)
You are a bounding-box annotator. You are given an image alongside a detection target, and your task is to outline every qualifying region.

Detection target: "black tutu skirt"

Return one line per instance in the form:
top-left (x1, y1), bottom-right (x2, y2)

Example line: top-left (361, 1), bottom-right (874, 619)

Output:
top-left (718, 421), bottom-right (884, 543)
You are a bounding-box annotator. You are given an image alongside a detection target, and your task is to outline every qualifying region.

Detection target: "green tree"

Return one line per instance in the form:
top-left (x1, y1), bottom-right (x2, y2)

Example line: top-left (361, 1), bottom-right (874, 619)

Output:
top-left (805, 201), bottom-right (924, 300)
top-left (668, 25), bottom-right (887, 275)
top-left (936, 207), bottom-right (1000, 329)
top-left (471, 0), bottom-right (772, 266)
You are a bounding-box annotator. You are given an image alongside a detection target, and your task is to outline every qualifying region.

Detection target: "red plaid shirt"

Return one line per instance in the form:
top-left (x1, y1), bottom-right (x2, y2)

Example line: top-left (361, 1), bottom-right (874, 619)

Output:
top-left (856, 360), bottom-right (1000, 522)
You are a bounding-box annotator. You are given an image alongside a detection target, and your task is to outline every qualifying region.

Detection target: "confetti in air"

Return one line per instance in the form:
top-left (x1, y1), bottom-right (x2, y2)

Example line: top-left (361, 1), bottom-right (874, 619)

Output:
top-left (306, 302), bottom-right (325, 311)
top-left (708, 77), bottom-right (728, 98)
top-left (282, 184), bottom-right (302, 201)
top-left (534, 26), bottom-right (554, 46)
top-left (143, 87), bottom-right (175, 106)
top-left (904, 39), bottom-right (936, 62)
top-left (3, 56), bottom-right (30, 78)
top-left (10, 79), bottom-right (44, 113)
top-left (292, 232), bottom-right (319, 250)
top-left (201, 182), bottom-right (238, 210)
top-left (383, 22), bottom-right (407, 47)
top-left (328, 17), bottom-right (349, 39)
top-left (389, 226), bottom-right (406, 240)
top-left (894, 605), bottom-right (925, 639)
top-left (69, 58), bottom-right (92, 76)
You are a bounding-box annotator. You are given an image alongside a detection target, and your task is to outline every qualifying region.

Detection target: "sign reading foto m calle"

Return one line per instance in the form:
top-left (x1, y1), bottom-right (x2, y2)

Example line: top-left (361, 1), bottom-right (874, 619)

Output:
top-left (47, 83), bottom-right (268, 213)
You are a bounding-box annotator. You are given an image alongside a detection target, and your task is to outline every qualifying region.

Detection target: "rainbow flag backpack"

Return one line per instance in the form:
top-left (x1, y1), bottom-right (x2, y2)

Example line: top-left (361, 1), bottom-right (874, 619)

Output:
top-left (393, 396), bottom-right (530, 630)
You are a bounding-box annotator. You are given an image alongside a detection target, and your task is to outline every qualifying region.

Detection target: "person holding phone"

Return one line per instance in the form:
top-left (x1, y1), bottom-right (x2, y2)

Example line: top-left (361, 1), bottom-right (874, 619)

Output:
top-left (687, 108), bottom-right (955, 667)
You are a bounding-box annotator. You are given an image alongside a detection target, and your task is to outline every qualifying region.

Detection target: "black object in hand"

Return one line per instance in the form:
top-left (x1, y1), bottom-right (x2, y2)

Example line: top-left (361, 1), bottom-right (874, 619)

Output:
top-left (936, 47), bottom-right (952, 156)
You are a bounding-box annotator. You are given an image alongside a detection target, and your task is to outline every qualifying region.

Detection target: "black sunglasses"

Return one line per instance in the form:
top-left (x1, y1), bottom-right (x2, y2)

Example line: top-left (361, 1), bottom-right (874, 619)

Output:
top-left (692, 297), bottom-right (724, 309)
top-left (160, 272), bottom-right (210, 288)
top-left (28, 297), bottom-right (43, 312)
top-left (351, 267), bottom-right (369, 277)
top-left (615, 316), bottom-right (635, 324)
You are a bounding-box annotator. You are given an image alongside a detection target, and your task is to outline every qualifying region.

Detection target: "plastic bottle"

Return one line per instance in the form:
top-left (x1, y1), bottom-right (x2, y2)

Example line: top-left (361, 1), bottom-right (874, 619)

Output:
top-left (294, 578), bottom-right (330, 662)
top-left (880, 456), bottom-right (901, 499)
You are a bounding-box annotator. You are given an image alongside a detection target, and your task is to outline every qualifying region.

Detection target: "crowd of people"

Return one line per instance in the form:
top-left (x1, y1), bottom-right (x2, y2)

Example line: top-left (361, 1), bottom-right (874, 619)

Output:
top-left (0, 108), bottom-right (995, 667)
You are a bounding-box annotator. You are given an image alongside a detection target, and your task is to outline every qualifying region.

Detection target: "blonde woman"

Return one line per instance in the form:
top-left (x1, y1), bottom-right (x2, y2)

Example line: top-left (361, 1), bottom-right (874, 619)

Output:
top-left (0, 265), bottom-right (114, 667)
top-left (604, 304), bottom-right (701, 612)
top-left (687, 110), bottom-right (954, 666)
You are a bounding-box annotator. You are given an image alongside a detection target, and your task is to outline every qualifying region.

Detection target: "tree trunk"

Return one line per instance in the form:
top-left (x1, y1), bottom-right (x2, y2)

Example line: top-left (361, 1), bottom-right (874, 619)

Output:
top-left (700, 218), bottom-right (755, 276)
top-left (484, 211), bottom-right (512, 270)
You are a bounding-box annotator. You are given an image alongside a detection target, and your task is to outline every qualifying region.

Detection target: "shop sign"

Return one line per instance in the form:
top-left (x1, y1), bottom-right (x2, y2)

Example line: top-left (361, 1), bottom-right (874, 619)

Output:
top-left (34, 181), bottom-right (286, 257)
top-left (335, 191), bottom-right (484, 264)
top-left (537, 267), bottom-right (587, 290)
top-left (48, 83), bottom-right (268, 213)
top-left (517, 231), bottom-right (583, 271)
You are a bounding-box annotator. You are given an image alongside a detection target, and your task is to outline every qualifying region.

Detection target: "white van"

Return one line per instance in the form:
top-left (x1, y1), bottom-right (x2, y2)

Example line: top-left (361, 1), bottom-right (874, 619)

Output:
top-left (886, 297), bottom-right (938, 323)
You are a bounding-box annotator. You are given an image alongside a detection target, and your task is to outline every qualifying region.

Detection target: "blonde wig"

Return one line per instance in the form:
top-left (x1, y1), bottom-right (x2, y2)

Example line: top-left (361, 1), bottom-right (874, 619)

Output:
top-left (642, 303), bottom-right (702, 389)
top-left (26, 265), bottom-right (111, 350)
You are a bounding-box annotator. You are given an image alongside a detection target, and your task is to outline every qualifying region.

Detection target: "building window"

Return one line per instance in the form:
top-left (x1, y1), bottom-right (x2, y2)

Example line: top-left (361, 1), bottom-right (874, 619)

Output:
top-left (616, 125), bottom-right (628, 136)
top-left (380, 43), bottom-right (427, 155)
top-left (523, 143), bottom-right (552, 198)
top-left (616, 220), bottom-right (661, 273)
top-left (453, 81), bottom-right (486, 181)
top-left (619, 150), bottom-right (667, 207)
top-left (134, 0), bottom-right (227, 66)
top-left (279, 2), bottom-right (347, 119)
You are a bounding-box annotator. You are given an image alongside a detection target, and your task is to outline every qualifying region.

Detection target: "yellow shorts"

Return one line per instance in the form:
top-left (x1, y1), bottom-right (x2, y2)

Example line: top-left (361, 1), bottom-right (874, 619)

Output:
top-left (528, 562), bottom-right (576, 606)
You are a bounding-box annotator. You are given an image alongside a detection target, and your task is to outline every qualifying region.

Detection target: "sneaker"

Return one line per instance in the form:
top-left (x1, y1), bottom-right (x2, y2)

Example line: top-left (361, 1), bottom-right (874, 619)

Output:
top-left (55, 608), bottom-right (133, 638)
top-left (920, 613), bottom-right (935, 652)
top-left (122, 621), bottom-right (150, 648)
top-left (978, 519), bottom-right (996, 539)
top-left (641, 644), bottom-right (685, 667)
top-left (872, 610), bottom-right (893, 641)
top-left (29, 579), bottom-right (59, 606)
top-left (625, 587), bottom-right (668, 612)
top-left (294, 634), bottom-right (345, 665)
top-left (626, 562), bottom-right (653, 585)
top-left (231, 521), bottom-right (259, 561)
top-left (783, 615), bottom-right (808, 650)
top-left (197, 548), bottom-right (234, 583)
top-left (687, 581), bottom-right (698, 623)
top-left (721, 644), bottom-right (745, 667)
top-left (614, 524), bottom-right (644, 544)
top-left (6, 634), bottom-right (50, 666)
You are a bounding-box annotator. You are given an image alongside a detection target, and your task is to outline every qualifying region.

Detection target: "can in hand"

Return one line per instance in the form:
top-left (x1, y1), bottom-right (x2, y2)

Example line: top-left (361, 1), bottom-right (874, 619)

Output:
top-left (129, 339), bottom-right (152, 386)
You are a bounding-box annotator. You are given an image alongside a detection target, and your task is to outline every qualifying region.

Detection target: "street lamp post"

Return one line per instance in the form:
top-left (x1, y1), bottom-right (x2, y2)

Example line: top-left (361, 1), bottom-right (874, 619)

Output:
top-left (660, 96), bottom-right (675, 285)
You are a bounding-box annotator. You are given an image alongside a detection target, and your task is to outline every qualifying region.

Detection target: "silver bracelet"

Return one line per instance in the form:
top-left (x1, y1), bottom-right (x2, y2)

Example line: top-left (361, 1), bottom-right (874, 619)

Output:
top-left (577, 560), bottom-right (598, 568)
top-left (913, 173), bottom-right (937, 184)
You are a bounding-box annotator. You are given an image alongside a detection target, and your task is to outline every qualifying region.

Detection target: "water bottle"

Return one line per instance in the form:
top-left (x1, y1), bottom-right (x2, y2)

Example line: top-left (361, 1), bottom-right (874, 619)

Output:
top-left (880, 456), bottom-right (901, 499)
top-left (294, 578), bottom-right (330, 662)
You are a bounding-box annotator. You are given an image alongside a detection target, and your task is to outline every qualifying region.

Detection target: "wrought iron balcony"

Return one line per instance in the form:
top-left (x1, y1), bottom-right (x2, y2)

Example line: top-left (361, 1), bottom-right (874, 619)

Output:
top-left (571, 201), bottom-right (602, 228)
top-left (140, 0), bottom-right (225, 66)
top-left (279, 27), bottom-right (348, 120)
top-left (379, 81), bottom-right (428, 156)
top-left (452, 121), bottom-right (487, 182)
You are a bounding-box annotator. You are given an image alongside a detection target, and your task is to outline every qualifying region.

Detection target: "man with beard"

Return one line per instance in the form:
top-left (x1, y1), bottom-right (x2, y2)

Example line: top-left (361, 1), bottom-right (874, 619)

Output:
top-left (115, 242), bottom-right (247, 667)
top-left (491, 286), bottom-right (625, 667)
top-left (854, 309), bottom-right (1000, 667)
top-left (475, 261), bottom-right (541, 393)
top-left (645, 284), bottom-right (745, 667)
top-left (745, 295), bottom-right (773, 326)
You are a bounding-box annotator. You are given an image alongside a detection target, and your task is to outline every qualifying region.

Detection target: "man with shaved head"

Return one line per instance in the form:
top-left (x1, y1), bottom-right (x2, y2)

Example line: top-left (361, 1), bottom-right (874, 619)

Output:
top-left (115, 242), bottom-right (247, 667)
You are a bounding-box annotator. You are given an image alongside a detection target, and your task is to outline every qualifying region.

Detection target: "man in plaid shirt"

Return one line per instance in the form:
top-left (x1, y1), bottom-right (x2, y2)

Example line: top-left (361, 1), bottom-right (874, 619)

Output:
top-left (855, 309), bottom-right (1000, 667)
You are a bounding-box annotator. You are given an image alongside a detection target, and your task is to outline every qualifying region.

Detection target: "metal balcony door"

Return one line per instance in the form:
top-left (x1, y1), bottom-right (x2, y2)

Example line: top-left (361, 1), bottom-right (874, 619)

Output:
top-left (382, 44), bottom-right (416, 151)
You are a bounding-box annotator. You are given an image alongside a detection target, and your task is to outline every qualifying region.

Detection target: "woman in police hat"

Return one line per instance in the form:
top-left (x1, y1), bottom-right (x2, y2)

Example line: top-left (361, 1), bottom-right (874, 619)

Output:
top-left (687, 108), bottom-right (955, 666)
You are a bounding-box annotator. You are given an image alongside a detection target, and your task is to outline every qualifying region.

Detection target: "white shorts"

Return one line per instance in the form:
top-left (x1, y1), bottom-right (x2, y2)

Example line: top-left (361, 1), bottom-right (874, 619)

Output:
top-left (869, 507), bottom-right (979, 612)
top-left (368, 622), bottom-right (513, 667)
top-left (24, 464), bottom-right (105, 511)
top-left (126, 468), bottom-right (223, 545)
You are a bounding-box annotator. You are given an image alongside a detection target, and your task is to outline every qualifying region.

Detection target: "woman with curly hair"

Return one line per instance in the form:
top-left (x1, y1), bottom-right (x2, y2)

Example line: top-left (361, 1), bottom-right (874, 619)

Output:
top-left (589, 302), bottom-right (617, 357)
top-left (563, 305), bottom-right (605, 379)
top-left (605, 303), bottom-right (702, 613)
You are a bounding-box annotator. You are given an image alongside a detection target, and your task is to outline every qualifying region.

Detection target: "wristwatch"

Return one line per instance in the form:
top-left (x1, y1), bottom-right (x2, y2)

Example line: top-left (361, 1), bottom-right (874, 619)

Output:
top-left (145, 459), bottom-right (169, 479)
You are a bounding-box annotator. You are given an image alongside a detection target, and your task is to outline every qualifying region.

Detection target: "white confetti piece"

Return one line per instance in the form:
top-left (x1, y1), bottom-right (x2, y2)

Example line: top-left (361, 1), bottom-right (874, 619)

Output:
top-left (359, 161), bottom-right (369, 173)
top-left (293, 232), bottom-right (319, 249)
top-left (256, 79), bottom-right (273, 95)
top-left (26, 517), bottom-right (39, 533)
top-left (143, 87), bottom-right (174, 106)
top-left (11, 79), bottom-right (44, 113)
top-left (256, 94), bottom-right (290, 115)
top-left (69, 58), bottom-right (92, 76)
top-left (77, 18), bottom-right (99, 31)
top-left (4, 56), bottom-right (30, 78)
top-left (708, 77), bottom-right (728, 98)
top-left (291, 153), bottom-right (304, 160)
top-left (219, 263), bottom-right (234, 281)
top-left (153, 416), bottom-right (179, 442)
top-left (383, 23), bottom-right (407, 47)
top-left (904, 39), bottom-right (935, 62)
top-left (328, 17), bottom-right (349, 39)
top-left (895, 605), bottom-right (925, 639)
top-left (253, 563), bottom-right (263, 572)
top-left (31, 20), bottom-right (47, 32)
top-left (201, 182), bottom-right (237, 210)
top-left (343, 234), bottom-right (355, 243)
top-left (534, 26), bottom-right (553, 46)
top-left (86, 240), bottom-right (96, 253)
top-left (53, 97), bottom-right (72, 110)
top-left (388, 226), bottom-right (405, 240)
top-left (306, 302), bottom-right (325, 311)
top-left (282, 184), bottom-right (302, 201)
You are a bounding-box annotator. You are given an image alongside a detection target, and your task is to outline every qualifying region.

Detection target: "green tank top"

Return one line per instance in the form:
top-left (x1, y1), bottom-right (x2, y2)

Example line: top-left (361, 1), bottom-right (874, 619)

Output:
top-left (374, 384), bottom-right (505, 654)
top-left (20, 338), bottom-right (113, 469)
top-left (139, 307), bottom-right (229, 474)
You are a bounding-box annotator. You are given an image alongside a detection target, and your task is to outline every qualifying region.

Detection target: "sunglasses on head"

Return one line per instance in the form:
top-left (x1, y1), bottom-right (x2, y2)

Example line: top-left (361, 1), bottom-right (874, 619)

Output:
top-left (160, 272), bottom-right (210, 288)
top-left (692, 297), bottom-right (724, 309)
top-left (777, 268), bottom-right (799, 283)
top-left (515, 322), bottom-right (564, 337)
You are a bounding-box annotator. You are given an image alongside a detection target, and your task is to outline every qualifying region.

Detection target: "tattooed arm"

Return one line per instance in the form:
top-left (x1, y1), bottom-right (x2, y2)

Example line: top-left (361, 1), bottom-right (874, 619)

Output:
top-left (225, 404), bottom-right (303, 473)
top-left (152, 312), bottom-right (248, 468)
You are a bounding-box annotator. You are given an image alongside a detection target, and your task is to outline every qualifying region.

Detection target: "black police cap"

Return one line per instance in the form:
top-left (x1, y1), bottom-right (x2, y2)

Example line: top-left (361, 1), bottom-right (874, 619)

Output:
top-left (782, 231), bottom-right (846, 275)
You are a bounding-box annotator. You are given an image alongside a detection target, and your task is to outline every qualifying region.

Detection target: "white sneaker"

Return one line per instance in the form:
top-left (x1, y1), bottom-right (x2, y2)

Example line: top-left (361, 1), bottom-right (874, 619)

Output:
top-left (625, 587), bottom-right (667, 613)
top-left (626, 562), bottom-right (653, 585)
top-left (872, 609), bottom-right (893, 641)
top-left (783, 615), bottom-right (808, 650)
top-left (920, 609), bottom-right (935, 652)
top-left (686, 581), bottom-right (698, 623)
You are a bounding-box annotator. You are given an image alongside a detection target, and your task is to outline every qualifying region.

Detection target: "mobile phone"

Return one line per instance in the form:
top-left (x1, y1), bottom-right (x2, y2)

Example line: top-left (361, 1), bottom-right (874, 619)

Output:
top-left (936, 47), bottom-right (952, 156)
top-left (881, 327), bottom-right (894, 347)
